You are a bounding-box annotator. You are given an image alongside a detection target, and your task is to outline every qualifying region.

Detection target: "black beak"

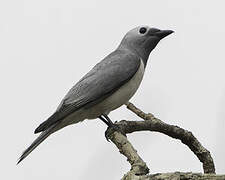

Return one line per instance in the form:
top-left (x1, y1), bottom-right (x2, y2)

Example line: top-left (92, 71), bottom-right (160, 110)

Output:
top-left (154, 29), bottom-right (174, 39)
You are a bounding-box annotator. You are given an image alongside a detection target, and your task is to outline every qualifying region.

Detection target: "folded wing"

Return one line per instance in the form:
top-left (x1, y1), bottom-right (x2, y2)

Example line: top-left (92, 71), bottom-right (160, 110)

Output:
top-left (35, 49), bottom-right (140, 133)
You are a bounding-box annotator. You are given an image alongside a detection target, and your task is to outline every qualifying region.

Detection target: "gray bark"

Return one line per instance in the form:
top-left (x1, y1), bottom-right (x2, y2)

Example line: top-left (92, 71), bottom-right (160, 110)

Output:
top-left (122, 172), bottom-right (225, 180)
top-left (104, 102), bottom-right (224, 180)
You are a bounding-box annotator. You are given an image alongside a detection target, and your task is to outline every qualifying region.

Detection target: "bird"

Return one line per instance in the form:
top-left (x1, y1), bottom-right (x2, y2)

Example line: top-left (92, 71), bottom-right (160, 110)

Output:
top-left (17, 25), bottom-right (173, 164)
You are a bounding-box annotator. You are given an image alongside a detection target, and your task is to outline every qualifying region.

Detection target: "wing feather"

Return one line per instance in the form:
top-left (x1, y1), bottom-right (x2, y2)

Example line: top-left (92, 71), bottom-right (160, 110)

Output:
top-left (35, 49), bottom-right (140, 133)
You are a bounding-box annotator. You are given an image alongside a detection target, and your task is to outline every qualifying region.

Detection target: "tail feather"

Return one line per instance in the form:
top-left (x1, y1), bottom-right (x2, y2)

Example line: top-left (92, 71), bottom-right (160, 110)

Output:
top-left (17, 124), bottom-right (58, 164)
top-left (34, 112), bottom-right (62, 134)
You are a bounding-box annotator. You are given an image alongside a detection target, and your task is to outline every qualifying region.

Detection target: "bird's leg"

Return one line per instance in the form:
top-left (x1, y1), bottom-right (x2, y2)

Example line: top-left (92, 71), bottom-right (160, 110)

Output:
top-left (102, 114), bottom-right (114, 127)
top-left (99, 114), bottom-right (126, 141)
top-left (99, 115), bottom-right (110, 126)
top-left (99, 115), bottom-right (113, 141)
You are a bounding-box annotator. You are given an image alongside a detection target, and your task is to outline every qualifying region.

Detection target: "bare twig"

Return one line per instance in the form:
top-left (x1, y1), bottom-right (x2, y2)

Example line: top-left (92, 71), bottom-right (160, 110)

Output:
top-left (105, 128), bottom-right (149, 176)
top-left (124, 102), bottom-right (216, 174)
top-left (106, 102), bottom-right (216, 179)
top-left (146, 172), bottom-right (225, 180)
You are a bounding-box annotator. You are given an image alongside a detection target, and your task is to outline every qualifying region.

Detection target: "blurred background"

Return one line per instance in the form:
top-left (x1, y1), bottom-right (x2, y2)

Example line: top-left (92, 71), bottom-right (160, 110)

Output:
top-left (0, 0), bottom-right (225, 179)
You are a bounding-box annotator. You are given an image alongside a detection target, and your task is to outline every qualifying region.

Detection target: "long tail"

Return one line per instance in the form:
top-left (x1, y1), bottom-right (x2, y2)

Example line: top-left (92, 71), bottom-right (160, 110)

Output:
top-left (17, 124), bottom-right (58, 164)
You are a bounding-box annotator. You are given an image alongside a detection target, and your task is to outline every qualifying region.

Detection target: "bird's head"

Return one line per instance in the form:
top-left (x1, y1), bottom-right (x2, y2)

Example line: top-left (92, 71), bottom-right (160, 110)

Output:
top-left (119, 26), bottom-right (174, 64)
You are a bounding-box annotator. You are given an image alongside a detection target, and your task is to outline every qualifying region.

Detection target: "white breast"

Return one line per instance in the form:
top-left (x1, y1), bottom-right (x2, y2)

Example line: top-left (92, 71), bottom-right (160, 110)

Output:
top-left (86, 58), bottom-right (145, 119)
top-left (60, 59), bottom-right (145, 128)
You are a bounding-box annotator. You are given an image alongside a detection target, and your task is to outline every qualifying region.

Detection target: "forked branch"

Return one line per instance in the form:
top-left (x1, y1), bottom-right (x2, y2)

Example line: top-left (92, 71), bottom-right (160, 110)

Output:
top-left (106, 102), bottom-right (216, 179)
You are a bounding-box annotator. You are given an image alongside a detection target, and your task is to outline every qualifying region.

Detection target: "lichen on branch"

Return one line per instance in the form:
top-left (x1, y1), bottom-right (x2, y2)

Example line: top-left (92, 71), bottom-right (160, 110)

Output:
top-left (105, 102), bottom-right (216, 179)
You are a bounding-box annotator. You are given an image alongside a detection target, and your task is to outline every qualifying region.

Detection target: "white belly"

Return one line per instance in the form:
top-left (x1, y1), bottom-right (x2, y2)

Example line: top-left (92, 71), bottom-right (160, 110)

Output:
top-left (86, 58), bottom-right (145, 119)
top-left (60, 59), bottom-right (145, 128)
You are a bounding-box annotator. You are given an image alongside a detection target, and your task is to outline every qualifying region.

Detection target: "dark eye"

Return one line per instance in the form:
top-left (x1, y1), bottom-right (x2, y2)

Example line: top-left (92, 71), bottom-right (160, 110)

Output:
top-left (139, 27), bottom-right (147, 34)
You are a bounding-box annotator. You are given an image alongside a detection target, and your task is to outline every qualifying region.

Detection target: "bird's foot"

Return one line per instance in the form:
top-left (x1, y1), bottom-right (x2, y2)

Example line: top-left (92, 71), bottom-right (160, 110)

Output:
top-left (99, 114), bottom-right (126, 141)
top-left (105, 123), bottom-right (126, 142)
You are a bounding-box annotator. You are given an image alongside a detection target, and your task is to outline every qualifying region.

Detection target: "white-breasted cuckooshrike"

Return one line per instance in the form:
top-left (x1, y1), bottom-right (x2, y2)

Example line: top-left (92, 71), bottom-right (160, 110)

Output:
top-left (18, 26), bottom-right (173, 164)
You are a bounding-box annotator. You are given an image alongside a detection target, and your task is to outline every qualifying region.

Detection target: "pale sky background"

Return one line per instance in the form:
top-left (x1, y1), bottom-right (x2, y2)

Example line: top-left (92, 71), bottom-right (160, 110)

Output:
top-left (0, 0), bottom-right (225, 179)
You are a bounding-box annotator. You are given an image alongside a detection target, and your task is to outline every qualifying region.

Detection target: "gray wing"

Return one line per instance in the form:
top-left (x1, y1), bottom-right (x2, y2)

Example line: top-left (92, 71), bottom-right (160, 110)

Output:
top-left (34, 49), bottom-right (140, 133)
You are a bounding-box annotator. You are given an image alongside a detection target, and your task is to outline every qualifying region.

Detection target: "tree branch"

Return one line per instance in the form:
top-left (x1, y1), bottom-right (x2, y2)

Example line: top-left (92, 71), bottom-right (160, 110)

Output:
top-left (106, 129), bottom-right (149, 176)
top-left (105, 102), bottom-right (217, 179)
top-left (140, 172), bottom-right (225, 180)
top-left (125, 102), bottom-right (215, 174)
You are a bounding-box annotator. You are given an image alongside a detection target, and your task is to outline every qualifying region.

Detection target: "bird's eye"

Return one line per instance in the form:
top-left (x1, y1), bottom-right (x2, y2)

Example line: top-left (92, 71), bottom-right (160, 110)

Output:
top-left (139, 27), bottom-right (147, 34)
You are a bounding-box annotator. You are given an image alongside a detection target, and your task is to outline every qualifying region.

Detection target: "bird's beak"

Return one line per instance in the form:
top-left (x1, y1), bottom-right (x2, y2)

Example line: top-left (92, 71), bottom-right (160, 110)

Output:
top-left (154, 29), bottom-right (174, 39)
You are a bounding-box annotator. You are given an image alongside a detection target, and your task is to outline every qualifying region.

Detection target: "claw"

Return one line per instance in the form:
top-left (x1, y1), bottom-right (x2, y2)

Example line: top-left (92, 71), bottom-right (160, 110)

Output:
top-left (105, 130), bottom-right (110, 142)
top-left (104, 124), bottom-right (126, 142)
top-left (99, 114), bottom-right (126, 141)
